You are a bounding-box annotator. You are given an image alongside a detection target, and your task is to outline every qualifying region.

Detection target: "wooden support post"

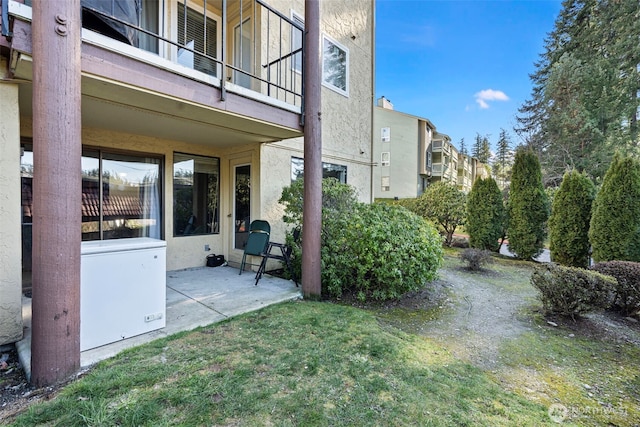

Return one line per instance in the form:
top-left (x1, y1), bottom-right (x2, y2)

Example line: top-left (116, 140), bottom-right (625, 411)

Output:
top-left (30, 0), bottom-right (82, 387)
top-left (302, 0), bottom-right (322, 298)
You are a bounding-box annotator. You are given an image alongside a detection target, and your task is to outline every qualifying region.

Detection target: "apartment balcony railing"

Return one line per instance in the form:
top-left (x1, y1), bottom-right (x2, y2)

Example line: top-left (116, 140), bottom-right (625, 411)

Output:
top-left (431, 164), bottom-right (442, 174)
top-left (3, 0), bottom-right (304, 111)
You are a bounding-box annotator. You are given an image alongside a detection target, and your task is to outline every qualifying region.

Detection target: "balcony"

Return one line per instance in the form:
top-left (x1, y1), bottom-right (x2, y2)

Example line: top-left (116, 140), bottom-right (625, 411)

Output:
top-left (432, 140), bottom-right (450, 154)
top-left (2, 0), bottom-right (305, 145)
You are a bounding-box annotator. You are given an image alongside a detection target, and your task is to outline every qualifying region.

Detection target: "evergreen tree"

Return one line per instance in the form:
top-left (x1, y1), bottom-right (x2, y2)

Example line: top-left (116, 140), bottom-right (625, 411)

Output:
top-left (548, 170), bottom-right (595, 267)
top-left (516, 0), bottom-right (640, 184)
top-left (493, 128), bottom-right (513, 189)
top-left (472, 133), bottom-right (491, 164)
top-left (458, 138), bottom-right (468, 156)
top-left (589, 152), bottom-right (640, 262)
top-left (466, 177), bottom-right (504, 251)
top-left (507, 147), bottom-right (549, 260)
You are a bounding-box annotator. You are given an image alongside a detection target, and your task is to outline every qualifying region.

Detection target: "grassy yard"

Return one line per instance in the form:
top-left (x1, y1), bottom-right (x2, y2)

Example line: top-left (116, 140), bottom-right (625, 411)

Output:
top-left (5, 255), bottom-right (640, 426)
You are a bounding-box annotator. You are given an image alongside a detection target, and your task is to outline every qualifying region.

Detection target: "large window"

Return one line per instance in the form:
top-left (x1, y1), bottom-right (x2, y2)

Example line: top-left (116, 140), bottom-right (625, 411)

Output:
top-left (82, 150), bottom-right (162, 241)
top-left (173, 153), bottom-right (220, 236)
top-left (81, 0), bottom-right (159, 53)
top-left (177, 2), bottom-right (220, 77)
top-left (322, 34), bottom-right (349, 96)
top-left (291, 157), bottom-right (347, 183)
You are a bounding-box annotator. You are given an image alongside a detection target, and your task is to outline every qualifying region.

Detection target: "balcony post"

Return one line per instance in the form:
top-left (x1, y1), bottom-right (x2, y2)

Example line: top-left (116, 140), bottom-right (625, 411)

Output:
top-left (302, 0), bottom-right (321, 298)
top-left (221, 0), bottom-right (227, 100)
top-left (30, 0), bottom-right (82, 386)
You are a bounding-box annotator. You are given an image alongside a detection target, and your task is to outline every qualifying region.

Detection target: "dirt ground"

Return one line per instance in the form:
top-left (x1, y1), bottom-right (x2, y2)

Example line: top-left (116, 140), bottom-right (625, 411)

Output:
top-left (376, 258), bottom-right (640, 370)
top-left (0, 346), bottom-right (82, 422)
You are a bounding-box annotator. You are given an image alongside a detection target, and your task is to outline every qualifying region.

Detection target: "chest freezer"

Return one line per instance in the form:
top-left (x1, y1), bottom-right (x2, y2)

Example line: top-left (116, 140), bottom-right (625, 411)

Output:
top-left (81, 237), bottom-right (166, 351)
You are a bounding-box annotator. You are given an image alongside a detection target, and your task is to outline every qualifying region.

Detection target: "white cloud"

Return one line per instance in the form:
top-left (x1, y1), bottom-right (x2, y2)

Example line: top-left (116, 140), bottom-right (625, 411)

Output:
top-left (474, 89), bottom-right (509, 109)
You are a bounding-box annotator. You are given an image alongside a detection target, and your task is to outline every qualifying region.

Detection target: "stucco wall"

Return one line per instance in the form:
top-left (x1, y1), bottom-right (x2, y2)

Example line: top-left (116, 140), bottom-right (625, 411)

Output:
top-left (373, 107), bottom-right (421, 199)
top-left (0, 83), bottom-right (24, 345)
top-left (260, 0), bottom-right (375, 221)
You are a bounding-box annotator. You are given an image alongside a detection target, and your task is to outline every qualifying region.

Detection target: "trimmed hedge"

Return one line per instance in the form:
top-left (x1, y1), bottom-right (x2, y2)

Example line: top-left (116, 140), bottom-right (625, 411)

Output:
top-left (466, 177), bottom-right (504, 252)
top-left (321, 202), bottom-right (443, 301)
top-left (507, 148), bottom-right (549, 260)
top-left (279, 179), bottom-right (443, 302)
top-left (548, 170), bottom-right (595, 268)
top-left (590, 261), bottom-right (640, 316)
top-left (589, 152), bottom-right (640, 262)
top-left (530, 264), bottom-right (615, 318)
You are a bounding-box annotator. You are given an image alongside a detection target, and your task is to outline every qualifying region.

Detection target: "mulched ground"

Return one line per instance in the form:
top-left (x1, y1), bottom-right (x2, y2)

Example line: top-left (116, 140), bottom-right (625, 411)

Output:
top-left (0, 347), bottom-right (83, 423)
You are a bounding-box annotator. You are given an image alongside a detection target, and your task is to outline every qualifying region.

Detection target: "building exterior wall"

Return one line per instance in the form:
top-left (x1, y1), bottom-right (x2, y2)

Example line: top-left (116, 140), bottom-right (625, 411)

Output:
top-left (0, 82), bottom-right (24, 345)
top-left (261, 0), bottom-right (375, 241)
top-left (372, 106), bottom-right (422, 199)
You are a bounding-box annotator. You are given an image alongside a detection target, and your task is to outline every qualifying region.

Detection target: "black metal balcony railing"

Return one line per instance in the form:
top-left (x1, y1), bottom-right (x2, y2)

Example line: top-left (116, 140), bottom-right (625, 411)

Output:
top-left (88, 0), bottom-right (303, 108)
top-left (2, 0), bottom-right (304, 109)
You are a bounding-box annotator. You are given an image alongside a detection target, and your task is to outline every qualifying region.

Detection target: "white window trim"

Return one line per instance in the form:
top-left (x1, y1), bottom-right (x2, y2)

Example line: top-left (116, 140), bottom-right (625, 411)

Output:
top-left (291, 11), bottom-right (304, 74)
top-left (381, 127), bottom-right (390, 142)
top-left (322, 34), bottom-right (349, 97)
top-left (381, 152), bottom-right (390, 167)
top-left (171, 1), bottom-right (223, 65)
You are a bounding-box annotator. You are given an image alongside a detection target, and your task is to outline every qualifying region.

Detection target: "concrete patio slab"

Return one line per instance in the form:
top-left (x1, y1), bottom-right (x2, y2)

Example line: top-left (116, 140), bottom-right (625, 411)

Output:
top-left (16, 265), bottom-right (301, 380)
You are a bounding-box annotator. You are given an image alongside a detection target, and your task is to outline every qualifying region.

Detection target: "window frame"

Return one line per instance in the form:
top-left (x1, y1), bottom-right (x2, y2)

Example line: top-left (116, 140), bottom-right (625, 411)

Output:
top-left (176, 1), bottom-right (223, 77)
top-left (381, 176), bottom-right (390, 192)
top-left (173, 152), bottom-right (221, 237)
top-left (381, 152), bottom-right (390, 167)
top-left (321, 34), bottom-right (349, 97)
top-left (81, 147), bottom-right (164, 242)
top-left (291, 11), bottom-right (304, 74)
top-left (381, 127), bottom-right (390, 142)
top-left (291, 157), bottom-right (347, 184)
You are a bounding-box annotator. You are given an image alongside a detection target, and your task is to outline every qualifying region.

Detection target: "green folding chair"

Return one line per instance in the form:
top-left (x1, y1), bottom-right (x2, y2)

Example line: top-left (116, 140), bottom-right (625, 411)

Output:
top-left (239, 220), bottom-right (270, 274)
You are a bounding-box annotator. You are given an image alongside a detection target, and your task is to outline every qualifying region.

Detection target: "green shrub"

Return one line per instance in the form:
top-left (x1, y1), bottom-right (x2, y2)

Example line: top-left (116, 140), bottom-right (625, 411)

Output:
top-left (410, 182), bottom-right (466, 247)
top-left (321, 203), bottom-right (443, 301)
top-left (279, 180), bottom-right (443, 302)
top-left (279, 177), bottom-right (358, 226)
top-left (589, 152), bottom-right (640, 262)
top-left (590, 261), bottom-right (640, 316)
top-left (459, 248), bottom-right (492, 271)
top-left (507, 148), bottom-right (549, 260)
top-left (466, 177), bottom-right (504, 251)
top-left (548, 170), bottom-right (595, 268)
top-left (530, 264), bottom-right (615, 319)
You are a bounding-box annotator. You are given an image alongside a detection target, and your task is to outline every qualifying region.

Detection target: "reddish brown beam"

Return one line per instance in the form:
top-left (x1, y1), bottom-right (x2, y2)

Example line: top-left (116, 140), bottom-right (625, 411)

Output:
top-left (30, 0), bottom-right (82, 387)
top-left (301, 0), bottom-right (322, 298)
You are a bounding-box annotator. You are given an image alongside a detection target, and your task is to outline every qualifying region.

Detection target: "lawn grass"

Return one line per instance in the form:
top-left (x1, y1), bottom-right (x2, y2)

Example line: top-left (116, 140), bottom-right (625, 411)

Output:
top-left (6, 254), bottom-right (640, 426)
top-left (497, 317), bottom-right (640, 426)
top-left (8, 301), bottom-right (553, 426)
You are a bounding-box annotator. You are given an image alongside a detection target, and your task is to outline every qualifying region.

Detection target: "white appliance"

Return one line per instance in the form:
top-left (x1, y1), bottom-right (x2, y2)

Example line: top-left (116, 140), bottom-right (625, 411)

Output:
top-left (80, 237), bottom-right (166, 351)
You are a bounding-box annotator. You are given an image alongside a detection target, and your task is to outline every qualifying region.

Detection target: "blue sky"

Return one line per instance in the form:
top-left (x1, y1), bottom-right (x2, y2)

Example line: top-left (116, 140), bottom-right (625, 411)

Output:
top-left (375, 0), bottom-right (563, 152)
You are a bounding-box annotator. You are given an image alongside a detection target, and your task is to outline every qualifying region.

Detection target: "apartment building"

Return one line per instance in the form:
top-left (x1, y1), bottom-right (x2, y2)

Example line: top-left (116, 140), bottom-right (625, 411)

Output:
top-left (372, 97), bottom-right (436, 199)
top-left (0, 0), bottom-right (375, 366)
top-left (373, 96), bottom-right (485, 200)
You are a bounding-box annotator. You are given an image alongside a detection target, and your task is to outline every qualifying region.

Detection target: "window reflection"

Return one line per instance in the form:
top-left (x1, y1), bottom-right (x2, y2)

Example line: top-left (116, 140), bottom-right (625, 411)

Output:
top-left (173, 153), bottom-right (220, 236)
top-left (82, 150), bottom-right (162, 241)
